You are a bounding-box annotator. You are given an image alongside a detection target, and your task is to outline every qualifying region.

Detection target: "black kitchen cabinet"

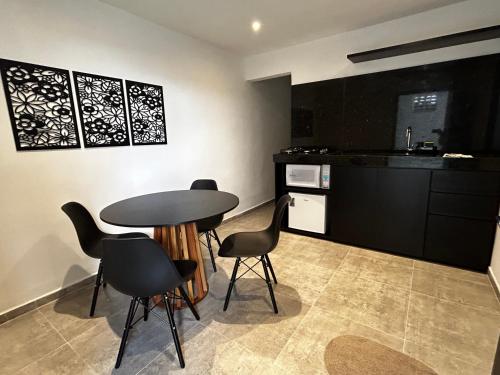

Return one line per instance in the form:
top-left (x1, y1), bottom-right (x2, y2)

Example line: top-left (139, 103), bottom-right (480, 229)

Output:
top-left (331, 166), bottom-right (430, 257)
top-left (424, 170), bottom-right (500, 271)
top-left (375, 168), bottom-right (430, 257)
top-left (425, 215), bottom-right (496, 271)
top-left (330, 166), bottom-right (378, 248)
top-left (275, 155), bottom-right (500, 272)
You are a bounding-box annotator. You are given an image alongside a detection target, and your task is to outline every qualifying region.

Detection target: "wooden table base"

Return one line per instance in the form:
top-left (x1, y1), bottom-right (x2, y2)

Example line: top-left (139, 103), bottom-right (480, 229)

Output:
top-left (153, 223), bottom-right (208, 308)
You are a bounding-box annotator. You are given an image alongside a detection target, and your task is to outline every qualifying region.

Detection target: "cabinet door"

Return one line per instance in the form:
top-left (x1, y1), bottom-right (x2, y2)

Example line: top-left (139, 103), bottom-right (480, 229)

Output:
top-left (425, 215), bottom-right (495, 272)
top-left (375, 169), bottom-right (431, 257)
top-left (331, 166), bottom-right (378, 247)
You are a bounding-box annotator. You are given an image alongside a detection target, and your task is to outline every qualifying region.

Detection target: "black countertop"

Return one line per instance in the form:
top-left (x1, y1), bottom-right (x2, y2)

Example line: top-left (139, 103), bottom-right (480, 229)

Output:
top-left (273, 152), bottom-right (500, 171)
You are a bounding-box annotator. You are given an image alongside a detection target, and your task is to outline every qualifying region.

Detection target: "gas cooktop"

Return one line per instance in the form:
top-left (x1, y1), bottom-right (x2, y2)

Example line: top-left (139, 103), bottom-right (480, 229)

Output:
top-left (280, 146), bottom-right (332, 155)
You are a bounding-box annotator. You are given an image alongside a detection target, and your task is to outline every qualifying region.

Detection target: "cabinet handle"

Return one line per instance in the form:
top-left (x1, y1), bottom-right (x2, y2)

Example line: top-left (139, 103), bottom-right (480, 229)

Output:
top-left (290, 198), bottom-right (295, 207)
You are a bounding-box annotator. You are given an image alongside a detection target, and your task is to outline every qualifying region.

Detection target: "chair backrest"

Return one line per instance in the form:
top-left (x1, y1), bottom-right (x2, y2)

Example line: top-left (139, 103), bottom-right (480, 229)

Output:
top-left (190, 179), bottom-right (218, 191)
top-left (61, 202), bottom-right (105, 256)
top-left (190, 179), bottom-right (223, 230)
top-left (102, 238), bottom-right (185, 298)
top-left (266, 194), bottom-right (291, 251)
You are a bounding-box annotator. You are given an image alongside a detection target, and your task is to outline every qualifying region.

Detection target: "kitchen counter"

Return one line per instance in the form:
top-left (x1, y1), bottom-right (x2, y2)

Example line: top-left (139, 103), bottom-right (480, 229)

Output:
top-left (273, 152), bottom-right (500, 171)
top-left (274, 151), bottom-right (500, 272)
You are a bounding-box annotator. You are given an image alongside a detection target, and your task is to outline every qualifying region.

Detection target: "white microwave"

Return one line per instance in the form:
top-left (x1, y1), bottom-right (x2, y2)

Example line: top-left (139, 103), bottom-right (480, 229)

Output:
top-left (286, 164), bottom-right (330, 189)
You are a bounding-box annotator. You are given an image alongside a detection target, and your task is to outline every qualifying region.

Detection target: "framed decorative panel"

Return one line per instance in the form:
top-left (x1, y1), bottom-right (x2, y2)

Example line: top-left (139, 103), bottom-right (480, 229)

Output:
top-left (73, 72), bottom-right (130, 147)
top-left (0, 59), bottom-right (80, 151)
top-left (125, 80), bottom-right (167, 145)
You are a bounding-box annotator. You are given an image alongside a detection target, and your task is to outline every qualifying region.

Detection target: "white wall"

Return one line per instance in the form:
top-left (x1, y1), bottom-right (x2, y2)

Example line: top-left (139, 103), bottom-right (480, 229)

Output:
top-left (489, 213), bottom-right (500, 289)
top-left (0, 0), bottom-right (291, 314)
top-left (243, 0), bottom-right (500, 84)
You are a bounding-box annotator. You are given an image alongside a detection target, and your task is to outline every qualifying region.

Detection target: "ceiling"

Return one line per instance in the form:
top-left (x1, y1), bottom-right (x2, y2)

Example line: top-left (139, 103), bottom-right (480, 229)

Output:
top-left (101, 0), bottom-right (465, 55)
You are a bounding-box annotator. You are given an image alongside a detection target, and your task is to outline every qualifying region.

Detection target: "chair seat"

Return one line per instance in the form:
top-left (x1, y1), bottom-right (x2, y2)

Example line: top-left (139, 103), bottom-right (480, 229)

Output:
top-left (218, 231), bottom-right (273, 258)
top-left (173, 260), bottom-right (197, 281)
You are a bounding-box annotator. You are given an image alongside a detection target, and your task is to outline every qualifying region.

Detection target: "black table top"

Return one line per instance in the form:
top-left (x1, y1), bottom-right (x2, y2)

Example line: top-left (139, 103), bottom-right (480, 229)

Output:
top-left (100, 190), bottom-right (239, 227)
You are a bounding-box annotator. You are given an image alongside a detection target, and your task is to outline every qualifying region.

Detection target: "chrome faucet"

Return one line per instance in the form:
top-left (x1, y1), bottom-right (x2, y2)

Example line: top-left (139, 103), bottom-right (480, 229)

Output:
top-left (405, 126), bottom-right (414, 153)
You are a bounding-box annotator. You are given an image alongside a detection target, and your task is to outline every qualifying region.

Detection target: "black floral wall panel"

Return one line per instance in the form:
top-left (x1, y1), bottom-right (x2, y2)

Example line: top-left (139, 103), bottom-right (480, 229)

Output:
top-left (125, 80), bottom-right (167, 145)
top-left (0, 59), bottom-right (80, 150)
top-left (73, 72), bottom-right (130, 147)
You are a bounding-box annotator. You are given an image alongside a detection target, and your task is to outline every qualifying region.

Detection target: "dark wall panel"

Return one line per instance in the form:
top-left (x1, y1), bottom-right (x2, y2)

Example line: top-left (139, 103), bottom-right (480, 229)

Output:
top-left (291, 53), bottom-right (500, 154)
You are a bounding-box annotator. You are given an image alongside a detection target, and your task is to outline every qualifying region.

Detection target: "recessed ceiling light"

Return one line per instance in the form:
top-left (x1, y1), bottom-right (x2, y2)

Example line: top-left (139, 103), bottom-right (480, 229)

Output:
top-left (252, 21), bottom-right (261, 33)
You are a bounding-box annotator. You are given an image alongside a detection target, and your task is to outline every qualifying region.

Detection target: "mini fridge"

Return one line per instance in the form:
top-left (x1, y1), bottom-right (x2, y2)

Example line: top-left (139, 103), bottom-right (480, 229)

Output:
top-left (288, 192), bottom-right (326, 234)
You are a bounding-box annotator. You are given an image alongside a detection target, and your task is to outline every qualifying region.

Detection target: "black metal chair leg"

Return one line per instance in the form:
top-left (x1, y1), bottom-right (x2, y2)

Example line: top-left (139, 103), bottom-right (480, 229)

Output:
top-left (205, 232), bottom-right (217, 272)
top-left (261, 256), bottom-right (278, 314)
top-left (223, 258), bottom-right (240, 311)
top-left (143, 297), bottom-right (149, 321)
top-left (115, 297), bottom-right (137, 369)
top-left (178, 286), bottom-right (200, 320)
top-left (265, 254), bottom-right (278, 284)
top-left (212, 229), bottom-right (222, 247)
top-left (162, 294), bottom-right (185, 368)
top-left (90, 260), bottom-right (103, 317)
top-left (102, 281), bottom-right (107, 288)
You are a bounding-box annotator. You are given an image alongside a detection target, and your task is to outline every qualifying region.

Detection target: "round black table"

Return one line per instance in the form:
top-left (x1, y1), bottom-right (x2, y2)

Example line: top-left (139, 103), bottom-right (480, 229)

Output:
top-left (100, 190), bottom-right (239, 305)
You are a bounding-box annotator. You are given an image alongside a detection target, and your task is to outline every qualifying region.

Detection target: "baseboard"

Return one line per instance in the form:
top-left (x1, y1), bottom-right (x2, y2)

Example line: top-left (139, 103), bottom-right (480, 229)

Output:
top-left (488, 266), bottom-right (500, 301)
top-left (0, 198), bottom-right (274, 325)
top-left (0, 273), bottom-right (96, 325)
top-left (222, 198), bottom-right (274, 224)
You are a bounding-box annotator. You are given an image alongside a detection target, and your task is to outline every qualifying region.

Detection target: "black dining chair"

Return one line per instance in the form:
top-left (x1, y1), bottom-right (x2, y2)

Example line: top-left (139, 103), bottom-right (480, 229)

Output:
top-left (190, 179), bottom-right (224, 272)
top-left (218, 194), bottom-right (291, 314)
top-left (102, 237), bottom-right (199, 369)
top-left (61, 202), bottom-right (148, 317)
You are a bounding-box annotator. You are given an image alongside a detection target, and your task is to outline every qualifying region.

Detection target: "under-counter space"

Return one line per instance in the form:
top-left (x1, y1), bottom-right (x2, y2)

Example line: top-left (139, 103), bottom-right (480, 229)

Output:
top-left (275, 154), bottom-right (500, 272)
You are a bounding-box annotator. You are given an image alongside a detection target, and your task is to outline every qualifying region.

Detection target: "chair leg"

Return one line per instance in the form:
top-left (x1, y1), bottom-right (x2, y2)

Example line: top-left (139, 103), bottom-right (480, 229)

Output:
top-left (265, 254), bottom-right (278, 284)
top-left (162, 294), bottom-right (185, 368)
top-left (212, 229), bottom-right (222, 247)
top-left (205, 232), bottom-right (217, 272)
top-left (143, 297), bottom-right (149, 321)
top-left (223, 258), bottom-right (240, 311)
top-left (90, 260), bottom-right (104, 317)
top-left (261, 256), bottom-right (278, 314)
top-left (178, 286), bottom-right (200, 320)
top-left (115, 297), bottom-right (137, 369)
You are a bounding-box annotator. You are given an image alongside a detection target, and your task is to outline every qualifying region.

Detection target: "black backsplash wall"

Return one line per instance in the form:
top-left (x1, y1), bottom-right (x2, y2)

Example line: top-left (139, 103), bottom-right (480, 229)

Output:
top-left (292, 53), bottom-right (500, 154)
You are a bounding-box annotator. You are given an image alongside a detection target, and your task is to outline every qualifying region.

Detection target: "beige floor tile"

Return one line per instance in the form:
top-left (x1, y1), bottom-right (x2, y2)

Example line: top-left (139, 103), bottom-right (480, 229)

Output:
top-left (271, 256), bottom-right (336, 305)
top-left (200, 277), bottom-right (298, 338)
top-left (69, 304), bottom-right (198, 374)
top-left (233, 294), bottom-right (311, 360)
top-left (338, 253), bottom-right (413, 289)
top-left (139, 324), bottom-right (268, 375)
top-left (404, 341), bottom-right (491, 375)
top-left (348, 246), bottom-right (414, 267)
top-left (406, 292), bottom-right (500, 369)
top-left (412, 269), bottom-right (500, 312)
top-left (414, 260), bottom-right (490, 285)
top-left (315, 271), bottom-right (410, 338)
top-left (275, 235), bottom-right (348, 270)
top-left (37, 284), bottom-right (130, 341)
top-left (274, 305), bottom-right (404, 375)
top-left (18, 344), bottom-right (97, 375)
top-left (0, 310), bottom-right (65, 373)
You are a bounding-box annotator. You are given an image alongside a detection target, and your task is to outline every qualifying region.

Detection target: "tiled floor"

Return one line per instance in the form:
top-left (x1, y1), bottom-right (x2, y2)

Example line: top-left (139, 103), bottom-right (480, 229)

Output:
top-left (2, 203), bottom-right (500, 374)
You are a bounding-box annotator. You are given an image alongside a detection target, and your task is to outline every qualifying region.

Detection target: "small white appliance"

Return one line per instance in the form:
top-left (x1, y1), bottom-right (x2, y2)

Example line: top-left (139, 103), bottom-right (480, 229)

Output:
top-left (288, 192), bottom-right (326, 234)
top-left (286, 164), bottom-right (330, 189)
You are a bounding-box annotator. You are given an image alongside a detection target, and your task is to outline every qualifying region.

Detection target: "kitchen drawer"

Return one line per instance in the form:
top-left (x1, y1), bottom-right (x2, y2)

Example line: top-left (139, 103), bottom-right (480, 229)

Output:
top-left (428, 192), bottom-right (498, 220)
top-left (431, 170), bottom-right (500, 196)
top-left (424, 215), bottom-right (495, 271)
